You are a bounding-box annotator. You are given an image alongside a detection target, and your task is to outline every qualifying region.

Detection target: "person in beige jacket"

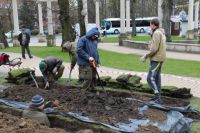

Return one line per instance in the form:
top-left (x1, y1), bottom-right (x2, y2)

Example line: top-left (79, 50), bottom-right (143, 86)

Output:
top-left (140, 18), bottom-right (166, 103)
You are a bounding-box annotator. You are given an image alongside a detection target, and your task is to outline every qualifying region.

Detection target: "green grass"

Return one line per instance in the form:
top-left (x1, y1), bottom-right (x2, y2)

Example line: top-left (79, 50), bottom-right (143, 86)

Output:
top-left (1, 46), bottom-right (200, 78)
top-left (101, 35), bottom-right (187, 43)
top-left (190, 98), bottom-right (200, 133)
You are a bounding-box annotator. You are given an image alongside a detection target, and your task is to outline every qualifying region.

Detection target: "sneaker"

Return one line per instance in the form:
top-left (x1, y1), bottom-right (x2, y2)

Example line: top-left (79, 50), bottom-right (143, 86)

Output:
top-left (29, 56), bottom-right (33, 59)
top-left (22, 57), bottom-right (26, 59)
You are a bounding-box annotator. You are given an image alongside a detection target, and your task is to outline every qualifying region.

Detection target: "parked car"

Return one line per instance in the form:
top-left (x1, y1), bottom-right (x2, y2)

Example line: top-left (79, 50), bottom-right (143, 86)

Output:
top-left (19, 28), bottom-right (31, 36)
top-left (5, 31), bottom-right (12, 39)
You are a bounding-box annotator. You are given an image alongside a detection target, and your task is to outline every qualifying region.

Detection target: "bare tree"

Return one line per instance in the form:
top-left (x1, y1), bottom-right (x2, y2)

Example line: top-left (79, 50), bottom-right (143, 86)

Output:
top-left (6, 0), bottom-right (13, 41)
top-left (131, 0), bottom-right (137, 36)
top-left (88, 0), bottom-right (95, 23)
top-left (162, 0), bottom-right (173, 42)
top-left (78, 0), bottom-right (86, 36)
top-left (0, 16), bottom-right (9, 48)
top-left (58, 0), bottom-right (74, 45)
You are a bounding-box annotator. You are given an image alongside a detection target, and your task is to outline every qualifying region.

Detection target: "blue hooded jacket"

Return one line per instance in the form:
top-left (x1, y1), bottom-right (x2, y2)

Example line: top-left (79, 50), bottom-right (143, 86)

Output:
top-left (77, 27), bottom-right (100, 66)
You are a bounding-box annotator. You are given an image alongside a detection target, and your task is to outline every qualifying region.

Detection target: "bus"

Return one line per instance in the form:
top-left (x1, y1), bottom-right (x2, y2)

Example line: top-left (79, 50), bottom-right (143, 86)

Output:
top-left (101, 17), bottom-right (155, 34)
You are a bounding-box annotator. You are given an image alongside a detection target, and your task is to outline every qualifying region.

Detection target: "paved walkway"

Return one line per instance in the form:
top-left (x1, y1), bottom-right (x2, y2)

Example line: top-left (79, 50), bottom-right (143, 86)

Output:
top-left (98, 43), bottom-right (200, 61)
top-left (0, 52), bottom-right (200, 98)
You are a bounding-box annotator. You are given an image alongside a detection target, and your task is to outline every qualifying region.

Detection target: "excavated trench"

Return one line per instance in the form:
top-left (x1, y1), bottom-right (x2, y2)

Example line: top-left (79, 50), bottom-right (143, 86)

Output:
top-left (1, 83), bottom-right (197, 133)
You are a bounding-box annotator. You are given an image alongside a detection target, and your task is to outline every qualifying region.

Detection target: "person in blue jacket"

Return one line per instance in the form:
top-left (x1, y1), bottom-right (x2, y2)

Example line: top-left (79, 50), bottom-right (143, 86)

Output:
top-left (77, 27), bottom-right (100, 90)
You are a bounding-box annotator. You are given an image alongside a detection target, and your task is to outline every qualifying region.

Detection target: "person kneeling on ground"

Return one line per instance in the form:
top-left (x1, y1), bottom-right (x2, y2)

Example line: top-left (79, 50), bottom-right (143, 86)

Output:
top-left (39, 56), bottom-right (65, 89)
top-left (22, 95), bottom-right (59, 127)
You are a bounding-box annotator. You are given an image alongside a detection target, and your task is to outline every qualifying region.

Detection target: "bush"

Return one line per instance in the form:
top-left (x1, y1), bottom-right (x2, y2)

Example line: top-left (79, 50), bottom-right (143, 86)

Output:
top-left (31, 29), bottom-right (39, 35)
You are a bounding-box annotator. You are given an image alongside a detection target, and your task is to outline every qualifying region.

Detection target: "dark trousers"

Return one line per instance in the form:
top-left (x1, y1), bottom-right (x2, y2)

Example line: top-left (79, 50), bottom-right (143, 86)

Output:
top-left (21, 45), bottom-right (32, 58)
top-left (147, 61), bottom-right (163, 94)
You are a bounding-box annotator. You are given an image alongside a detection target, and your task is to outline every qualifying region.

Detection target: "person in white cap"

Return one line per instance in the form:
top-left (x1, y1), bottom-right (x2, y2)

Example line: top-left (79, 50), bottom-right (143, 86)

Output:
top-left (62, 41), bottom-right (77, 73)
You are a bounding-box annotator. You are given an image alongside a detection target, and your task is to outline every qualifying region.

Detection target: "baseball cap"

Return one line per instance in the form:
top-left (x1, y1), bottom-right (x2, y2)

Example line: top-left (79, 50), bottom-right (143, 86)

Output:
top-left (39, 60), bottom-right (46, 73)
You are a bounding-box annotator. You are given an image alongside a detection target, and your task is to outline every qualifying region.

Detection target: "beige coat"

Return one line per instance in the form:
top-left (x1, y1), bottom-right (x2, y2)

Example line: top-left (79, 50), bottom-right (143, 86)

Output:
top-left (148, 28), bottom-right (166, 62)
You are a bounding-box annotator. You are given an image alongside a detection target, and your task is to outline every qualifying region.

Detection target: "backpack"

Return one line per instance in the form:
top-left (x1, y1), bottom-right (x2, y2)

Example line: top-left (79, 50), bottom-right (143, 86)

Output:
top-left (0, 53), bottom-right (10, 66)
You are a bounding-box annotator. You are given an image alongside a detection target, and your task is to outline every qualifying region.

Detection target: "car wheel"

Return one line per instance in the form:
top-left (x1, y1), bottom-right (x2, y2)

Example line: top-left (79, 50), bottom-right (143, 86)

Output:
top-left (140, 28), bottom-right (145, 33)
top-left (114, 29), bottom-right (120, 34)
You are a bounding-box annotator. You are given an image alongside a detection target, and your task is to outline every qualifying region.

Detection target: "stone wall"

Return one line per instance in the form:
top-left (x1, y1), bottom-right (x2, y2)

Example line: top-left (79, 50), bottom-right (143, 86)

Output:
top-left (122, 40), bottom-right (200, 54)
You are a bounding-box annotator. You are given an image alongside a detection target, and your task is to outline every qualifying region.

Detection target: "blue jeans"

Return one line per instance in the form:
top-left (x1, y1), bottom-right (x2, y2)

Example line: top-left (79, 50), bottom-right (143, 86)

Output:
top-left (147, 61), bottom-right (163, 94)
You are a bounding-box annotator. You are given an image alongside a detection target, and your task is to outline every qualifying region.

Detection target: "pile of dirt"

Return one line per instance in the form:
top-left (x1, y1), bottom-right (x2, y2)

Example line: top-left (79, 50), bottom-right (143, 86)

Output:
top-left (0, 112), bottom-right (67, 133)
top-left (0, 84), bottom-right (191, 132)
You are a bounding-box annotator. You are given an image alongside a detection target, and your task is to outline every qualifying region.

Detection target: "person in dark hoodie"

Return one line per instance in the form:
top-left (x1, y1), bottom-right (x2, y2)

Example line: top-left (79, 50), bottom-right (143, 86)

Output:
top-left (77, 27), bottom-right (100, 90)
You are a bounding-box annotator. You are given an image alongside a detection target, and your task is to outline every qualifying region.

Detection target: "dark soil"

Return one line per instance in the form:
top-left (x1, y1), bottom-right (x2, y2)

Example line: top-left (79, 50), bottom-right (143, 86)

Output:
top-left (0, 112), bottom-right (67, 133)
top-left (0, 84), bottom-right (191, 133)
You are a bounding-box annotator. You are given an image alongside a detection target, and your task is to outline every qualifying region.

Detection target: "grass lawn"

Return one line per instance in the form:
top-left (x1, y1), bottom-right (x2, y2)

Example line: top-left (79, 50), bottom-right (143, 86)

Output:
top-left (101, 35), bottom-right (187, 43)
top-left (1, 46), bottom-right (200, 78)
top-left (190, 98), bottom-right (200, 132)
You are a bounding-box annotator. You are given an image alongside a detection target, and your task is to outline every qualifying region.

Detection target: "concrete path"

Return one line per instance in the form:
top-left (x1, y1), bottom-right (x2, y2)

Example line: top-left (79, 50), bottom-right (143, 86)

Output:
top-left (98, 43), bottom-right (200, 61)
top-left (0, 52), bottom-right (200, 98)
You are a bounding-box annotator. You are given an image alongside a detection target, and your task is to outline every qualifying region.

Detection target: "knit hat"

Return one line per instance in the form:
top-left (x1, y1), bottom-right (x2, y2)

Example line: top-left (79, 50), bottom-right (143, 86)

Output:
top-left (39, 60), bottom-right (46, 73)
top-left (31, 95), bottom-right (44, 107)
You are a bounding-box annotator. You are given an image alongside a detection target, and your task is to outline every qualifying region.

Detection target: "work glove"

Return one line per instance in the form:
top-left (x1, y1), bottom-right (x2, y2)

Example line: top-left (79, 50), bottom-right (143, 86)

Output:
top-left (52, 67), bottom-right (58, 74)
top-left (45, 82), bottom-right (49, 89)
top-left (140, 55), bottom-right (146, 63)
top-left (89, 57), bottom-right (94, 62)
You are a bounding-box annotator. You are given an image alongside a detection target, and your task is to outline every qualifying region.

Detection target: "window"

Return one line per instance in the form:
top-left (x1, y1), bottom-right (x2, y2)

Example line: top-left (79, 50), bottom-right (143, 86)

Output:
top-left (106, 21), bottom-right (111, 30)
top-left (136, 20), bottom-right (141, 27)
top-left (140, 20), bottom-right (150, 27)
top-left (111, 21), bottom-right (120, 28)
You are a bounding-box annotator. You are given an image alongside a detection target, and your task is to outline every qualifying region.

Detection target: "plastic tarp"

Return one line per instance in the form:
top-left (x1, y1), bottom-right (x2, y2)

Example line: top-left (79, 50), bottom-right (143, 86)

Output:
top-left (0, 98), bottom-right (198, 133)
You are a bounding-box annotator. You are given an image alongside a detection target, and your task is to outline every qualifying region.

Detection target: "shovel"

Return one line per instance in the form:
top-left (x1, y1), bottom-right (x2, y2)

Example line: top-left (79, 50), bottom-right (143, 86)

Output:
top-left (29, 71), bottom-right (39, 88)
top-left (66, 67), bottom-right (72, 86)
top-left (90, 60), bottom-right (106, 93)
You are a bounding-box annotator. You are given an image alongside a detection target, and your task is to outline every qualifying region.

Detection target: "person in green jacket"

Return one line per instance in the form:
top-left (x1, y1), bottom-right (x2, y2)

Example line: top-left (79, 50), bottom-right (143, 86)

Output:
top-left (62, 41), bottom-right (77, 71)
top-left (22, 95), bottom-right (50, 127)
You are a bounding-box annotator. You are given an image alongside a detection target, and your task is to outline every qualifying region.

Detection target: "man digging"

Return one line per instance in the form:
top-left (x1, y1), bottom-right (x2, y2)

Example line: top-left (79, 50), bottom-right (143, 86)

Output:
top-left (77, 27), bottom-right (100, 91)
top-left (39, 56), bottom-right (65, 89)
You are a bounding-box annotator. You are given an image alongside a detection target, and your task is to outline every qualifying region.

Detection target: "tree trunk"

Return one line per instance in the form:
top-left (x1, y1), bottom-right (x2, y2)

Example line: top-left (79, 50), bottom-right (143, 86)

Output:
top-left (7, 0), bottom-right (13, 41)
top-left (58, 0), bottom-right (73, 45)
top-left (162, 0), bottom-right (173, 42)
top-left (131, 0), bottom-right (137, 36)
top-left (78, 0), bottom-right (86, 37)
top-left (0, 19), bottom-right (9, 48)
